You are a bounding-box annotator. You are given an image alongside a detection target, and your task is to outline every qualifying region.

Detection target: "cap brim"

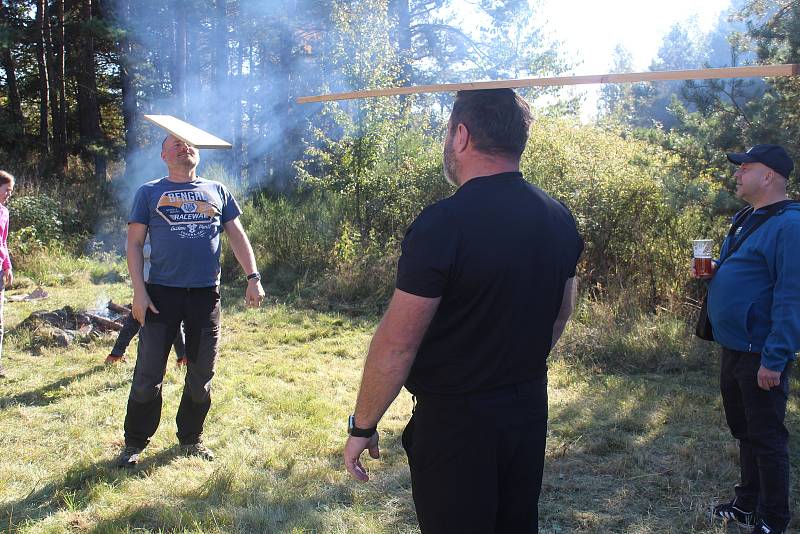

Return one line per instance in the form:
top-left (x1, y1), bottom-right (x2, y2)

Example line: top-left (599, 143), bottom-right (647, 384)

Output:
top-left (727, 152), bottom-right (757, 165)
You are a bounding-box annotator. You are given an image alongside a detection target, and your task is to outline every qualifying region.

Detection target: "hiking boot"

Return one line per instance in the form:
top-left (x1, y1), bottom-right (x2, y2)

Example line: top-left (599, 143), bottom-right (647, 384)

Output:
top-left (713, 498), bottom-right (756, 528)
top-left (176, 357), bottom-right (188, 368)
top-left (751, 519), bottom-right (784, 534)
top-left (105, 354), bottom-right (126, 364)
top-left (116, 445), bottom-right (143, 468)
top-left (181, 442), bottom-right (214, 461)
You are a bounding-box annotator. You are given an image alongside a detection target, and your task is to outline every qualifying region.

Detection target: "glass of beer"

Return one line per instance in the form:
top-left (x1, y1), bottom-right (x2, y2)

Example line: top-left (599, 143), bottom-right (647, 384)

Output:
top-left (692, 239), bottom-right (714, 278)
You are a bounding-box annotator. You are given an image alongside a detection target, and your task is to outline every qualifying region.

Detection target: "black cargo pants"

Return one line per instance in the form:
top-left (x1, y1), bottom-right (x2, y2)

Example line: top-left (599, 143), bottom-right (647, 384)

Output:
top-left (402, 377), bottom-right (548, 534)
top-left (720, 348), bottom-right (792, 531)
top-left (123, 284), bottom-right (221, 449)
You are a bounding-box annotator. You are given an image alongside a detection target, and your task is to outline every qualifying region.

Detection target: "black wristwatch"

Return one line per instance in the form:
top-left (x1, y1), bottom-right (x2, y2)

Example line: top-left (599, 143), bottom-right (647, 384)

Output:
top-left (348, 415), bottom-right (377, 438)
top-left (246, 272), bottom-right (261, 282)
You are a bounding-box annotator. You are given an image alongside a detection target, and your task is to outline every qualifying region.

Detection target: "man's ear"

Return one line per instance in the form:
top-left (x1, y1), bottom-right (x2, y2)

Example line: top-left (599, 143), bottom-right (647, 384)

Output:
top-left (454, 123), bottom-right (470, 153)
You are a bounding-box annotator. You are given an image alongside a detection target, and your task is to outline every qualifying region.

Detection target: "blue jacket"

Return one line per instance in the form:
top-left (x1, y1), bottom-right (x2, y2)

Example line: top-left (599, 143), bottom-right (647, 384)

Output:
top-left (707, 202), bottom-right (800, 371)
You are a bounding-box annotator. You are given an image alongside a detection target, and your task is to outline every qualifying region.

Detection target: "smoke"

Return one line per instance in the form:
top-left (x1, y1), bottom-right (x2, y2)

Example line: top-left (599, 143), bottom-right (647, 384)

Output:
top-left (92, 0), bottom-right (366, 253)
top-left (107, 0), bottom-right (356, 212)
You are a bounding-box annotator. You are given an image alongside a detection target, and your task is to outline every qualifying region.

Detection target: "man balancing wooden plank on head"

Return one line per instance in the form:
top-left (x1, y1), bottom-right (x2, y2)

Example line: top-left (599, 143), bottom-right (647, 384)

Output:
top-left (343, 89), bottom-right (583, 533)
top-left (116, 119), bottom-right (264, 467)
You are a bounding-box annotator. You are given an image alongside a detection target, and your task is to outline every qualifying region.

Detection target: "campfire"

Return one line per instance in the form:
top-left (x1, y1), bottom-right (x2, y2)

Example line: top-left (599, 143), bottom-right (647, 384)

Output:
top-left (14, 301), bottom-right (131, 347)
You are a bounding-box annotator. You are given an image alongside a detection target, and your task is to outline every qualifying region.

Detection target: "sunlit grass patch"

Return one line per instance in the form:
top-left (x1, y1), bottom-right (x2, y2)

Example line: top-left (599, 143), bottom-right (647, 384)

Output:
top-left (0, 261), bottom-right (797, 533)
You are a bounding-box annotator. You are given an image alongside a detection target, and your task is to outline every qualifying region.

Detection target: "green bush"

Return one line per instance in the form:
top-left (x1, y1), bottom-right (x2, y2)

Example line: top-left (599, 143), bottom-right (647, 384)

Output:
top-left (221, 193), bottom-right (340, 289)
top-left (6, 193), bottom-right (84, 274)
top-left (523, 117), bottom-right (728, 307)
top-left (316, 221), bottom-right (399, 306)
top-left (9, 194), bottom-right (67, 245)
top-left (234, 110), bottom-right (740, 313)
top-left (553, 296), bottom-right (712, 374)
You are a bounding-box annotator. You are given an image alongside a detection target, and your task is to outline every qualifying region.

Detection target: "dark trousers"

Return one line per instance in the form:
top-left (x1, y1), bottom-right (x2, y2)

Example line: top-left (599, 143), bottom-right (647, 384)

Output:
top-left (111, 312), bottom-right (186, 360)
top-left (402, 378), bottom-right (548, 534)
top-left (123, 284), bottom-right (221, 449)
top-left (720, 348), bottom-right (792, 530)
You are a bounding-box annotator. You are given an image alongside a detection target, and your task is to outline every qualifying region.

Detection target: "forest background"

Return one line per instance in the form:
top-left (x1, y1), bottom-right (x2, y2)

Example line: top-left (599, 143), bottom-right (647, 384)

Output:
top-left (1, 0), bottom-right (799, 311)
top-left (1, 1), bottom-right (800, 532)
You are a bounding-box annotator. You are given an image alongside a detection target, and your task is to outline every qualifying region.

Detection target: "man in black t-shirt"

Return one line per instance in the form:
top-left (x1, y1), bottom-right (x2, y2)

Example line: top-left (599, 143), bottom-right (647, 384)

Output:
top-left (343, 89), bottom-right (583, 533)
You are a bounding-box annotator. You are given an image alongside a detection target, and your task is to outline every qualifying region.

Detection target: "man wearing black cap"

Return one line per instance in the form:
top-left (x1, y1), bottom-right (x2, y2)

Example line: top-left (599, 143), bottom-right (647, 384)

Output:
top-left (342, 89), bottom-right (583, 533)
top-left (700, 144), bottom-right (799, 534)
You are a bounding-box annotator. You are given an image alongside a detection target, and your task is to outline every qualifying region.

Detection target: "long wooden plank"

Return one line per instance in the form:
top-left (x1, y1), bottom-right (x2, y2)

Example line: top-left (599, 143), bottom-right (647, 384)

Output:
top-left (297, 64), bottom-right (800, 104)
top-left (144, 114), bottom-right (232, 149)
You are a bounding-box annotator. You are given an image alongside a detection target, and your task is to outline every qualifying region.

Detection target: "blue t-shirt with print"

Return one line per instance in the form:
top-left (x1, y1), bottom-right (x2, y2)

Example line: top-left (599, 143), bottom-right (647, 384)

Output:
top-left (128, 177), bottom-right (241, 288)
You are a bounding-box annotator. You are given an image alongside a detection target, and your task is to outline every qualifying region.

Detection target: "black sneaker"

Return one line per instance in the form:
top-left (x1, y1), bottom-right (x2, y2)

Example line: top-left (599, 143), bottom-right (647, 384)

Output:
top-left (181, 443), bottom-right (214, 461)
top-left (751, 519), bottom-right (784, 534)
top-left (116, 445), bottom-right (143, 468)
top-left (713, 498), bottom-right (756, 528)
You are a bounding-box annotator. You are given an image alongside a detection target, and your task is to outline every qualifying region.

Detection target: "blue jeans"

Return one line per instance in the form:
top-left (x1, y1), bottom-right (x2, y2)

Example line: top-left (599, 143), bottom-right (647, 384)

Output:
top-left (720, 347), bottom-right (792, 530)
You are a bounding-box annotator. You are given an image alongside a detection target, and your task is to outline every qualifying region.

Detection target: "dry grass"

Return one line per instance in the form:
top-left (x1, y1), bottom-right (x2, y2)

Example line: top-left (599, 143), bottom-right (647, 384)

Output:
top-left (0, 265), bottom-right (797, 533)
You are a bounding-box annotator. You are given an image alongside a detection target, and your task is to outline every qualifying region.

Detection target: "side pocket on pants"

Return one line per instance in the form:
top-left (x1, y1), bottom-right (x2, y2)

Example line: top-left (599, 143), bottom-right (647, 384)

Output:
top-left (186, 324), bottom-right (220, 403)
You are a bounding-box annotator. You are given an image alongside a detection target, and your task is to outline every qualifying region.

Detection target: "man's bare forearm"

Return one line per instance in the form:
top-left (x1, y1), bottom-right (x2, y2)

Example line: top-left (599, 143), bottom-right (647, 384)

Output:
top-left (126, 235), bottom-right (146, 293)
top-left (551, 277), bottom-right (577, 349)
top-left (351, 291), bottom-right (440, 428)
top-left (353, 331), bottom-right (416, 429)
top-left (225, 219), bottom-right (259, 275)
top-left (230, 233), bottom-right (257, 274)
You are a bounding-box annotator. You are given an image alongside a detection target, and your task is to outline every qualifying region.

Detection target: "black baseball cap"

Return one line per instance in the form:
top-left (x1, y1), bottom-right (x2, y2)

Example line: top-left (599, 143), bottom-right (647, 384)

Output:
top-left (727, 144), bottom-right (794, 179)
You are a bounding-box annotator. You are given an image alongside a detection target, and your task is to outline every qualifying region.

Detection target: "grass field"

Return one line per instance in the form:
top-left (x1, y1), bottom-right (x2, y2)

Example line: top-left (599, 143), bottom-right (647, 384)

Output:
top-left (0, 262), bottom-right (797, 533)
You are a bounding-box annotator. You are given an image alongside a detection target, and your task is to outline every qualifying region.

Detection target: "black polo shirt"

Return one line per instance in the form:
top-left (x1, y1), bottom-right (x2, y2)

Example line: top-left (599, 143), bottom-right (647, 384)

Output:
top-left (397, 172), bottom-right (583, 396)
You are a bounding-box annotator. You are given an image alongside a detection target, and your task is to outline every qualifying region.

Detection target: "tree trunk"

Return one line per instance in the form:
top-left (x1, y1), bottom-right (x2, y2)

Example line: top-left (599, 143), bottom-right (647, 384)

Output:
top-left (233, 37), bottom-right (245, 183)
top-left (173, 2), bottom-right (187, 117)
top-left (36, 0), bottom-right (50, 154)
top-left (272, 24), bottom-right (294, 189)
top-left (0, 1), bottom-right (24, 135)
top-left (396, 0), bottom-right (411, 85)
top-left (75, 0), bottom-right (106, 183)
top-left (55, 0), bottom-right (67, 164)
top-left (213, 0), bottom-right (233, 173)
top-left (118, 0), bottom-right (138, 176)
top-left (392, 0), bottom-right (412, 112)
top-left (245, 42), bottom-right (257, 182)
top-left (44, 1), bottom-right (67, 171)
top-left (212, 0), bottom-right (227, 87)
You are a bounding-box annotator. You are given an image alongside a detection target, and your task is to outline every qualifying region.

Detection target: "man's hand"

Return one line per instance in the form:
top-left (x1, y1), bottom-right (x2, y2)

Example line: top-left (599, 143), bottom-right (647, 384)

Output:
top-left (132, 290), bottom-right (159, 325)
top-left (344, 432), bottom-right (380, 482)
top-left (3, 269), bottom-right (12, 288)
top-left (690, 261), bottom-right (717, 279)
top-left (245, 280), bottom-right (265, 307)
top-left (757, 365), bottom-right (781, 390)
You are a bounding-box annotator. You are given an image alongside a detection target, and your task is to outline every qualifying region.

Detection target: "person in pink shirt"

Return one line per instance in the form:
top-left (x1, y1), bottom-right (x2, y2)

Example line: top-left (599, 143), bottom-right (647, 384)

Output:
top-left (0, 170), bottom-right (14, 378)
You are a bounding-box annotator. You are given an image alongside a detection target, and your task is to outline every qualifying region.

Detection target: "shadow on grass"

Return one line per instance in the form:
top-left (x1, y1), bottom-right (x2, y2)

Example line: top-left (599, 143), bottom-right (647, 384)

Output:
top-left (0, 364), bottom-right (110, 409)
top-left (3, 438), bottom-right (416, 534)
top-left (541, 366), bottom-right (800, 533)
top-left (0, 445), bottom-right (182, 532)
